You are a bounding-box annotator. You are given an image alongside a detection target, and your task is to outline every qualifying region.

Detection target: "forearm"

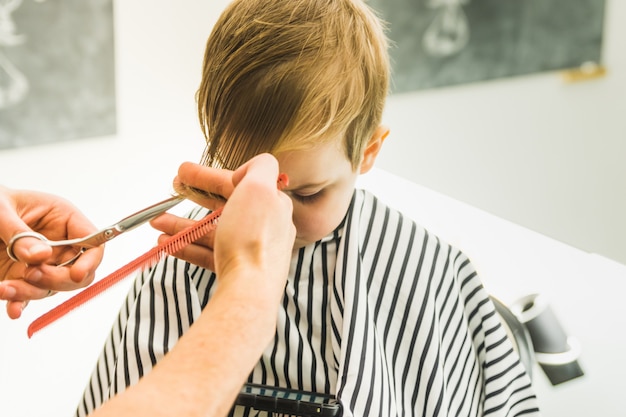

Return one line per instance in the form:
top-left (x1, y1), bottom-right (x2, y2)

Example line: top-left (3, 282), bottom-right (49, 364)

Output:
top-left (89, 272), bottom-right (279, 417)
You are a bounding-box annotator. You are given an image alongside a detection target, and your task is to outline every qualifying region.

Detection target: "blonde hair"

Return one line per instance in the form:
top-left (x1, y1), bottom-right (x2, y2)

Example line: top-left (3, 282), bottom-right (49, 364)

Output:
top-left (197, 0), bottom-right (389, 170)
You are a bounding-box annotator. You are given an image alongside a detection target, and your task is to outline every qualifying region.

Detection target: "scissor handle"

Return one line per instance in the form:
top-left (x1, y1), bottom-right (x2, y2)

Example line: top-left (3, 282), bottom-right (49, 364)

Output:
top-left (6, 231), bottom-right (51, 262)
top-left (6, 231), bottom-right (88, 267)
top-left (6, 196), bottom-right (184, 265)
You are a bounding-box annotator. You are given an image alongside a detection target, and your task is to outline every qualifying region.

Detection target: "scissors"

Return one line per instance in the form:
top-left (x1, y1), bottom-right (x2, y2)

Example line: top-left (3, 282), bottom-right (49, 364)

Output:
top-left (6, 195), bottom-right (185, 266)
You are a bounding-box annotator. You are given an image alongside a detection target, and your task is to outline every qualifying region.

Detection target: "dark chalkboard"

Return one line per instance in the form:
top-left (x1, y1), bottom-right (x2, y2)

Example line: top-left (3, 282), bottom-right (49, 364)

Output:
top-left (0, 0), bottom-right (116, 149)
top-left (367, 0), bottom-right (606, 93)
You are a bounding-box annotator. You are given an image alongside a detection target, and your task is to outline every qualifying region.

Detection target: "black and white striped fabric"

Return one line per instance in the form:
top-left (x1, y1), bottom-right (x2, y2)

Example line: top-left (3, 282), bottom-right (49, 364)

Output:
top-left (76, 189), bottom-right (540, 417)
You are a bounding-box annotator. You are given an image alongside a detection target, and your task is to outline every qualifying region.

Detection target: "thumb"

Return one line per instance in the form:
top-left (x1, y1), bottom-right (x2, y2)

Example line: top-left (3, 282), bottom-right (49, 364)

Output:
top-left (231, 154), bottom-right (281, 189)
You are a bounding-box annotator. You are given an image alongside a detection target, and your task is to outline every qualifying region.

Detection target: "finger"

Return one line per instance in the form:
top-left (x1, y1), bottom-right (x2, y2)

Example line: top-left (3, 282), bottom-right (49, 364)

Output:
top-left (21, 263), bottom-right (95, 292)
top-left (174, 162), bottom-right (235, 204)
top-left (0, 280), bottom-right (53, 302)
top-left (5, 235), bottom-right (53, 265)
top-left (231, 154), bottom-right (280, 189)
top-left (0, 281), bottom-right (17, 299)
top-left (152, 213), bottom-right (217, 270)
top-left (172, 178), bottom-right (226, 212)
top-left (0, 189), bottom-right (96, 244)
top-left (67, 246), bottom-right (104, 284)
top-left (155, 233), bottom-right (216, 271)
top-left (151, 213), bottom-right (216, 250)
top-left (6, 300), bottom-right (28, 320)
top-left (177, 162), bottom-right (234, 195)
top-left (0, 190), bottom-right (32, 245)
top-left (150, 213), bottom-right (198, 237)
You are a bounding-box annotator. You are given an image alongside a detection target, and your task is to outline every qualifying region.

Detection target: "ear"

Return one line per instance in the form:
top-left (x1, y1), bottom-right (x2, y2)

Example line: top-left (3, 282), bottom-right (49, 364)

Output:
top-left (359, 125), bottom-right (389, 174)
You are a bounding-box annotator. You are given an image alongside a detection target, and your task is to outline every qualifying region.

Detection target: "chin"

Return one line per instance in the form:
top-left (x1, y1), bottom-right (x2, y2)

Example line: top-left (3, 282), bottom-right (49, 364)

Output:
top-left (293, 237), bottom-right (312, 250)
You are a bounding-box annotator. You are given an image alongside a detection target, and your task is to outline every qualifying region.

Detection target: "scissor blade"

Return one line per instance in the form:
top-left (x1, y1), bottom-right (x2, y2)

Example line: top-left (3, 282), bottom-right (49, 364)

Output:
top-left (115, 196), bottom-right (185, 233)
top-left (51, 196), bottom-right (185, 249)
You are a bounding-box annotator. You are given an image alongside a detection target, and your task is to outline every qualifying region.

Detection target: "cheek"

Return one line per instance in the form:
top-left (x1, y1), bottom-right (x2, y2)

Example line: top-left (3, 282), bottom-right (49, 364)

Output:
top-left (293, 199), bottom-right (350, 241)
top-left (292, 206), bottom-right (329, 238)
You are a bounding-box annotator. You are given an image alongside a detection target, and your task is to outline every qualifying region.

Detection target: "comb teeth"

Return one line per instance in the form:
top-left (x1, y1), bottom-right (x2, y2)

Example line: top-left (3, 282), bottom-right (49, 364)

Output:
top-left (159, 210), bottom-right (221, 255)
top-left (27, 208), bottom-right (223, 338)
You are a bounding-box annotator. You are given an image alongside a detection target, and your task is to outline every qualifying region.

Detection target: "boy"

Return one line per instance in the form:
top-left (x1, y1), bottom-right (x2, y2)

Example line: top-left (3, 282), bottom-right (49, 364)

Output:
top-left (78, 0), bottom-right (539, 416)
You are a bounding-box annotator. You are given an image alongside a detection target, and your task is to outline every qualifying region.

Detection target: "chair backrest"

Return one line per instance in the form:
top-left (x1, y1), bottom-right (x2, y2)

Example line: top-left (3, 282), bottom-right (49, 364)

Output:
top-left (507, 293), bottom-right (585, 386)
top-left (490, 295), bottom-right (535, 380)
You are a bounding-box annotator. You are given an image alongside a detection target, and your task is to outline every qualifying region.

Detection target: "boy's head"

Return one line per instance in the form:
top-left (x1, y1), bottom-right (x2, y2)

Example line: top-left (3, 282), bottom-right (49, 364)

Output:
top-left (197, 0), bottom-right (390, 171)
top-left (196, 0), bottom-right (390, 248)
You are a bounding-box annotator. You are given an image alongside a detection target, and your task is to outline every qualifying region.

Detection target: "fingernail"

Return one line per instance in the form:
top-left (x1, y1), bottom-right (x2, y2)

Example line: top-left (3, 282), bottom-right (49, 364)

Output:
top-left (0, 284), bottom-right (17, 299)
top-left (25, 268), bottom-right (43, 283)
top-left (28, 241), bottom-right (50, 257)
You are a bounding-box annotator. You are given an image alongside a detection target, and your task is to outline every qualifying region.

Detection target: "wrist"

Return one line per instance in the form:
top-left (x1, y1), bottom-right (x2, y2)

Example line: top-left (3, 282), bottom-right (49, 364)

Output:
top-left (218, 264), bottom-right (286, 303)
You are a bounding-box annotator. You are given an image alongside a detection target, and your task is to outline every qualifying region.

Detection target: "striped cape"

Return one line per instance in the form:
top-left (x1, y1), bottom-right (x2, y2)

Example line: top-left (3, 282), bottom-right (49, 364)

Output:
top-left (76, 189), bottom-right (540, 417)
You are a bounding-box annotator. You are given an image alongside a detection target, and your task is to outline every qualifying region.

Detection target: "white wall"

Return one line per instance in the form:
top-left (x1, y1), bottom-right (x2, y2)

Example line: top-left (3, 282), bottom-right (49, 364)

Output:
top-left (3, 0), bottom-right (624, 263)
top-left (0, 1), bottom-right (624, 416)
top-left (376, 0), bottom-right (626, 264)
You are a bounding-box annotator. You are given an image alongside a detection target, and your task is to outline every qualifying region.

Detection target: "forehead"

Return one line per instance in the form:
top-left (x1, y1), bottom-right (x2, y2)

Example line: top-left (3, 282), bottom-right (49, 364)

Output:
top-left (275, 138), bottom-right (353, 186)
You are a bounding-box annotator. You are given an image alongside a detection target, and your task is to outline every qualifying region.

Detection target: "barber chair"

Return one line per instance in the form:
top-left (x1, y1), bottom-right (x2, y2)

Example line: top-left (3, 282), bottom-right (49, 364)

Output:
top-left (492, 294), bottom-right (584, 385)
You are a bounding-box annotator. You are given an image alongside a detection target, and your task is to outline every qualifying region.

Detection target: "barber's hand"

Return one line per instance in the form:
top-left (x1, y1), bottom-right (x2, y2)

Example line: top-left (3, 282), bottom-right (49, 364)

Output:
top-left (214, 154), bottom-right (295, 301)
top-left (0, 186), bottom-right (104, 319)
top-left (151, 154), bottom-right (295, 282)
top-left (150, 161), bottom-right (234, 271)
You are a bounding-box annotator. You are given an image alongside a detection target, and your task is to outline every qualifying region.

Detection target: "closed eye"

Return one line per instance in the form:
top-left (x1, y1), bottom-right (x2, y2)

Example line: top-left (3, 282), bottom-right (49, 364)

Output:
top-left (291, 190), bottom-right (324, 204)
